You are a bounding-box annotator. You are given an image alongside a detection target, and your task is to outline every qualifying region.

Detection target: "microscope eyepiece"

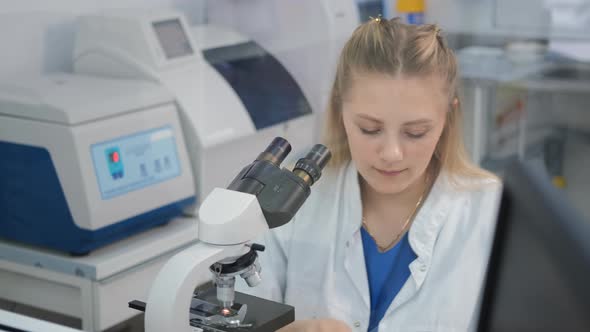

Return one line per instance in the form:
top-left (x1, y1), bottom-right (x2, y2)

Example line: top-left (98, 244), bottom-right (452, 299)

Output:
top-left (256, 137), bottom-right (292, 167)
top-left (227, 137), bottom-right (332, 229)
top-left (293, 144), bottom-right (332, 186)
top-left (305, 144), bottom-right (331, 170)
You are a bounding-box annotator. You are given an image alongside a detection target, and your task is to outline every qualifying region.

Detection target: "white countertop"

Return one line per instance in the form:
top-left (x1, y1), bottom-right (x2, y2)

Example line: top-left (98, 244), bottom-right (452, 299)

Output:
top-left (0, 217), bottom-right (199, 281)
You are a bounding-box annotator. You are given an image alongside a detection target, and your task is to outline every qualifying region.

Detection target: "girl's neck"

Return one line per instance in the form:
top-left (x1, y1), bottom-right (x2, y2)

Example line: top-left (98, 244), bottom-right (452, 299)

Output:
top-left (360, 172), bottom-right (431, 214)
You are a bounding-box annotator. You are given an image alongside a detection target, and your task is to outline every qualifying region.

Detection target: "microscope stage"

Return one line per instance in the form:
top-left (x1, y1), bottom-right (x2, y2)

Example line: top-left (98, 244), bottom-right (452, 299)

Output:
top-left (130, 286), bottom-right (294, 332)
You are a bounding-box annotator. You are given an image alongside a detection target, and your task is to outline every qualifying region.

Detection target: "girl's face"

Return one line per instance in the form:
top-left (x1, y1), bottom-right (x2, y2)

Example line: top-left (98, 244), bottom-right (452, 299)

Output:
top-left (342, 72), bottom-right (448, 195)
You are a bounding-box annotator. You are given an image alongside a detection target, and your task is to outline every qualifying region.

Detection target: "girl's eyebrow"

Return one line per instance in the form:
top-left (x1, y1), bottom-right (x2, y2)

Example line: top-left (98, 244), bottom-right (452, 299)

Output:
top-left (403, 119), bottom-right (433, 126)
top-left (356, 114), bottom-right (433, 126)
top-left (356, 113), bottom-right (383, 124)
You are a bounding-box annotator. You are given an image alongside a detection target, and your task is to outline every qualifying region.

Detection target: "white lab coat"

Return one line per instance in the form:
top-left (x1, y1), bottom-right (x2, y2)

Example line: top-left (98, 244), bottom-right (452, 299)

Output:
top-left (237, 161), bottom-right (502, 332)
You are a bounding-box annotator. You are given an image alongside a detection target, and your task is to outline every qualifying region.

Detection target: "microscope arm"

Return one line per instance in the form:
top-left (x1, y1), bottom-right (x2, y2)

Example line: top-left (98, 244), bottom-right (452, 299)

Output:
top-left (145, 188), bottom-right (267, 332)
top-left (144, 242), bottom-right (247, 332)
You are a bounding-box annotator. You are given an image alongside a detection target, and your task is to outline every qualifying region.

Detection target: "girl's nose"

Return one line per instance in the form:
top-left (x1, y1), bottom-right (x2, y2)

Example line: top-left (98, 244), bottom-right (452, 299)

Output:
top-left (379, 136), bottom-right (403, 163)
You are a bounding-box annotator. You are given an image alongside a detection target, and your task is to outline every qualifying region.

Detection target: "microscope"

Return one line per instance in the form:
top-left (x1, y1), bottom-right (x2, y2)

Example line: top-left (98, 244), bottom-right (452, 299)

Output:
top-left (129, 137), bottom-right (331, 332)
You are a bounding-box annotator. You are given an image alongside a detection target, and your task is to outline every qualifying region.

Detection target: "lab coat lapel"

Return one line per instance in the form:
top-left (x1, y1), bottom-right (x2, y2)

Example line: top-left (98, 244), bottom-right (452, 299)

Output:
top-left (341, 162), bottom-right (371, 310)
top-left (344, 232), bottom-right (371, 310)
top-left (388, 172), bottom-right (452, 312)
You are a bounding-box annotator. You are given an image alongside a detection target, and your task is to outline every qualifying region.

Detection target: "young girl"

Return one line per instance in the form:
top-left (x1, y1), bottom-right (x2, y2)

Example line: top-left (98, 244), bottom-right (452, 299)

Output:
top-left (238, 17), bottom-right (501, 332)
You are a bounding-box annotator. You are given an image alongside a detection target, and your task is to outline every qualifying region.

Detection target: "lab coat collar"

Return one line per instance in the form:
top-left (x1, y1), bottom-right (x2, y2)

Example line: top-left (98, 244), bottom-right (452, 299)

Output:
top-left (341, 161), bottom-right (453, 301)
top-left (341, 160), bottom-right (363, 237)
top-left (407, 170), bottom-right (452, 288)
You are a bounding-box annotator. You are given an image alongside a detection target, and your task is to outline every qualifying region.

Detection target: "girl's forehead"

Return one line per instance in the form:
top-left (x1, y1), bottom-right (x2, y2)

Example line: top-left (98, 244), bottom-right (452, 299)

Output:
top-left (343, 73), bottom-right (448, 113)
top-left (347, 72), bottom-right (447, 96)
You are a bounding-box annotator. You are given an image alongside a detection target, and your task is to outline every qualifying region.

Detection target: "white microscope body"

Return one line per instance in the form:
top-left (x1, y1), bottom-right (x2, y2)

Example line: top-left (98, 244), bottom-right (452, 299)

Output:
top-left (143, 137), bottom-right (332, 331)
top-left (144, 188), bottom-right (266, 332)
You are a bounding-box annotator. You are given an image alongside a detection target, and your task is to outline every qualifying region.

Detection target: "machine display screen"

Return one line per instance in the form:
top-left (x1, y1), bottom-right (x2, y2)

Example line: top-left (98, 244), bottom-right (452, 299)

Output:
top-left (203, 41), bottom-right (312, 130)
top-left (91, 126), bottom-right (182, 200)
top-left (153, 18), bottom-right (194, 59)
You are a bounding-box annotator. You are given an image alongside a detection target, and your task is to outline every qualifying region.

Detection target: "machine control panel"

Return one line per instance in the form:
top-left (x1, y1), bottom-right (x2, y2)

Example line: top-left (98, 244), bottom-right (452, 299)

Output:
top-left (152, 18), bottom-right (194, 60)
top-left (91, 126), bottom-right (182, 200)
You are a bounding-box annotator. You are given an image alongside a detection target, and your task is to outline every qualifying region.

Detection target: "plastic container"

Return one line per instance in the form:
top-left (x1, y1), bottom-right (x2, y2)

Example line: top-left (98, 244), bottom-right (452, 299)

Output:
top-left (396, 0), bottom-right (425, 25)
top-left (505, 41), bottom-right (547, 64)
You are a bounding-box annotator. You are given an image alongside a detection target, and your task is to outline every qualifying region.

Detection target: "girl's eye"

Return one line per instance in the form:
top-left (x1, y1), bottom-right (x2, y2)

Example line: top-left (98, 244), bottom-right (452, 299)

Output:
top-left (360, 128), bottom-right (381, 135)
top-left (406, 132), bottom-right (427, 139)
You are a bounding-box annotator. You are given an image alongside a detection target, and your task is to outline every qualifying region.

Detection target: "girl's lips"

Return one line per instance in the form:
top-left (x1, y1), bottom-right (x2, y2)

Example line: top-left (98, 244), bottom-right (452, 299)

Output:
top-left (375, 168), bottom-right (405, 176)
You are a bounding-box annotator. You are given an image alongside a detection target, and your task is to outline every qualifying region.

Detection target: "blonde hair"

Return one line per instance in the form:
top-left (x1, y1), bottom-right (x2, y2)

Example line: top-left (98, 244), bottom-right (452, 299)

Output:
top-left (323, 18), bottom-right (495, 186)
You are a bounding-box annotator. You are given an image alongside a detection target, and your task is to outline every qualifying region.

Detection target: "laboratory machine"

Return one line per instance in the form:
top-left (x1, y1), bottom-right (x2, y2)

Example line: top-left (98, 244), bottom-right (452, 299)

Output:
top-left (130, 137), bottom-right (332, 332)
top-left (0, 73), bottom-right (195, 254)
top-left (74, 9), bottom-right (320, 208)
top-left (206, 0), bottom-right (360, 138)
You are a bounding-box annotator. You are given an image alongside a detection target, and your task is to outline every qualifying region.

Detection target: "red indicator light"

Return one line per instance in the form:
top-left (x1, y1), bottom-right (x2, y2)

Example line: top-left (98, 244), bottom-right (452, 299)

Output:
top-left (111, 151), bottom-right (120, 163)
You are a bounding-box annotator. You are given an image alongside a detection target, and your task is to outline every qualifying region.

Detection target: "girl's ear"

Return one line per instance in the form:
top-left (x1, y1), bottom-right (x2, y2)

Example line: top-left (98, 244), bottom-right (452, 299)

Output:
top-left (451, 97), bottom-right (459, 110)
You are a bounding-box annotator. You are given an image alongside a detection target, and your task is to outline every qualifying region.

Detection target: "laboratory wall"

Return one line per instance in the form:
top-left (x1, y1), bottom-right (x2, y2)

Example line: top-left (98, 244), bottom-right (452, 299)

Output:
top-left (0, 0), bottom-right (206, 78)
top-left (425, 0), bottom-right (590, 40)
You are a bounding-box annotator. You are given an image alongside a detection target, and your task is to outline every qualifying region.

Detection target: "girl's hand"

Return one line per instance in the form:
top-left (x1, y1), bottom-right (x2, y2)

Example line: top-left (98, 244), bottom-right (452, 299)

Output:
top-left (277, 319), bottom-right (352, 332)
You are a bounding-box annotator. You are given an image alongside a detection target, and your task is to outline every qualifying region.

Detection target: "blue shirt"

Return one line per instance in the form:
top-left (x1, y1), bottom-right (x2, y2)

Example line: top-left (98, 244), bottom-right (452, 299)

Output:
top-left (361, 228), bottom-right (417, 331)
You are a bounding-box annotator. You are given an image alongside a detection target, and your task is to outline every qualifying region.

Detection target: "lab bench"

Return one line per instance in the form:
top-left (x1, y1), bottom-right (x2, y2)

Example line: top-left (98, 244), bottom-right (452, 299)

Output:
top-left (458, 48), bottom-right (590, 164)
top-left (458, 48), bottom-right (590, 220)
top-left (0, 217), bottom-right (199, 331)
